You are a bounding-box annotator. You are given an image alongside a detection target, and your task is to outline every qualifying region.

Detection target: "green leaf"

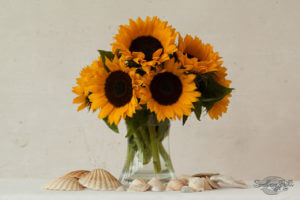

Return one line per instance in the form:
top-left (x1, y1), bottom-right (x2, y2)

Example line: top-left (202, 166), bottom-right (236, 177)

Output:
top-left (125, 109), bottom-right (150, 137)
top-left (103, 117), bottom-right (119, 133)
top-left (195, 73), bottom-right (233, 110)
top-left (193, 101), bottom-right (202, 120)
top-left (158, 119), bottom-right (170, 135)
top-left (97, 50), bottom-right (114, 72)
top-left (182, 115), bottom-right (188, 125)
top-left (125, 128), bottom-right (134, 138)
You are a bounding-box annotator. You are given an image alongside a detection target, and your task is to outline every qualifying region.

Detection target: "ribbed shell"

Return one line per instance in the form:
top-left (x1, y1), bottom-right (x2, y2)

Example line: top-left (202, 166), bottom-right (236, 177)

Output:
top-left (63, 170), bottom-right (90, 179)
top-left (78, 169), bottom-right (122, 191)
top-left (44, 176), bottom-right (85, 191)
top-left (206, 176), bottom-right (220, 189)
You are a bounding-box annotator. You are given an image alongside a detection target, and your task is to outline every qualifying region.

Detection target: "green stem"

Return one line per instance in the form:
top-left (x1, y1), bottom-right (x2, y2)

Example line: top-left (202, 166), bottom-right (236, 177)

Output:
top-left (125, 138), bottom-right (136, 170)
top-left (158, 142), bottom-right (174, 172)
top-left (132, 130), bottom-right (149, 164)
top-left (148, 124), bottom-right (161, 173)
top-left (139, 126), bottom-right (152, 164)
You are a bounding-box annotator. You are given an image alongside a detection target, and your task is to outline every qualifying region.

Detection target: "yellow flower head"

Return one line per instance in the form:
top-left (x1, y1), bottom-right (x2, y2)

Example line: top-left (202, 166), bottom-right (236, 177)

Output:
top-left (111, 16), bottom-right (177, 73)
top-left (88, 57), bottom-right (141, 125)
top-left (177, 34), bottom-right (222, 74)
top-left (72, 59), bottom-right (101, 111)
top-left (140, 58), bottom-right (201, 121)
top-left (208, 66), bottom-right (232, 120)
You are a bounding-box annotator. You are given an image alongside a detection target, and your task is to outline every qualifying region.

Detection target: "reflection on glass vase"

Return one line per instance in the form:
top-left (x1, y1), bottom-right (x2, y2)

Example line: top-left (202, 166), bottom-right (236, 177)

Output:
top-left (119, 115), bottom-right (175, 185)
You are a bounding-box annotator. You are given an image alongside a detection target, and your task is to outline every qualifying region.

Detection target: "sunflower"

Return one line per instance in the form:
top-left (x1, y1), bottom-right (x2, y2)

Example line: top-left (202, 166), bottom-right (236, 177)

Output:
top-left (208, 66), bottom-right (232, 120)
top-left (72, 59), bottom-right (100, 111)
top-left (111, 16), bottom-right (177, 72)
top-left (88, 57), bottom-right (140, 125)
top-left (177, 34), bottom-right (222, 74)
top-left (140, 58), bottom-right (201, 121)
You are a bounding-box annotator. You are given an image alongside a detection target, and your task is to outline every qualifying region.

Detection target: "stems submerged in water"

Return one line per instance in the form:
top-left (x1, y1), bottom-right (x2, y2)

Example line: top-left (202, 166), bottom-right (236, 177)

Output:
top-left (124, 118), bottom-right (174, 175)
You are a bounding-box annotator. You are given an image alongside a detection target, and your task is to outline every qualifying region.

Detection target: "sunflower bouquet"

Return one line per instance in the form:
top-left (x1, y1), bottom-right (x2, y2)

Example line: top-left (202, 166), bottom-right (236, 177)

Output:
top-left (73, 17), bottom-right (233, 182)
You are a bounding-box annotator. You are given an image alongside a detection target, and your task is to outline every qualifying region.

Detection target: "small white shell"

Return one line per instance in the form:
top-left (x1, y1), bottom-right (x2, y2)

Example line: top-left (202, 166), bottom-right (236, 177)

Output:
top-left (188, 177), bottom-right (205, 192)
top-left (148, 177), bottom-right (165, 192)
top-left (181, 186), bottom-right (196, 193)
top-left (210, 175), bottom-right (247, 189)
top-left (127, 178), bottom-right (151, 192)
top-left (78, 169), bottom-right (122, 191)
top-left (63, 170), bottom-right (90, 179)
top-left (116, 185), bottom-right (127, 191)
top-left (44, 176), bottom-right (85, 191)
top-left (166, 179), bottom-right (185, 191)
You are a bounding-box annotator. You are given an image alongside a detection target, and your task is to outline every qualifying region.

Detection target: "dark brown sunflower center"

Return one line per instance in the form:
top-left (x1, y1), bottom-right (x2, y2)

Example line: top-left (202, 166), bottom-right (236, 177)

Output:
top-left (129, 36), bottom-right (163, 61)
top-left (187, 53), bottom-right (195, 59)
top-left (105, 70), bottom-right (133, 107)
top-left (150, 72), bottom-right (182, 105)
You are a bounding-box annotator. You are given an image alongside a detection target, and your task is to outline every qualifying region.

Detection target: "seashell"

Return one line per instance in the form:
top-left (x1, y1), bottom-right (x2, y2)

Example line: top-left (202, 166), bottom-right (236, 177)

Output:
top-left (188, 177), bottom-right (205, 192)
top-left (166, 179), bottom-right (185, 191)
top-left (116, 185), bottom-right (127, 191)
top-left (210, 175), bottom-right (247, 189)
top-left (178, 174), bottom-right (191, 186)
top-left (63, 170), bottom-right (90, 179)
top-left (181, 186), bottom-right (196, 193)
top-left (204, 177), bottom-right (213, 190)
top-left (127, 178), bottom-right (151, 192)
top-left (78, 169), bottom-right (122, 191)
top-left (192, 173), bottom-right (220, 178)
top-left (148, 177), bottom-right (165, 192)
top-left (206, 176), bottom-right (221, 189)
top-left (44, 176), bottom-right (85, 191)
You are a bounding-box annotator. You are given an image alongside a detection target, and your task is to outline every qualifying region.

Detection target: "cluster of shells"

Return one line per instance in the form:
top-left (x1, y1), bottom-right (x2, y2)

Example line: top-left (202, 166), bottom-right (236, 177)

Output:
top-left (44, 169), bottom-right (247, 192)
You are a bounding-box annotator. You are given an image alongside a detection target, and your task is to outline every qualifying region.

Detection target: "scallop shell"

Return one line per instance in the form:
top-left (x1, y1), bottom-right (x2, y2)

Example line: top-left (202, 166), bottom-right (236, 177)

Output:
top-left (63, 170), bottom-right (90, 179)
top-left (188, 177), bottom-right (205, 192)
top-left (210, 175), bottom-right (247, 189)
top-left (127, 178), bottom-right (151, 192)
top-left (78, 169), bottom-right (122, 191)
top-left (166, 179), bottom-right (185, 191)
top-left (148, 177), bottom-right (165, 192)
top-left (44, 176), bottom-right (85, 191)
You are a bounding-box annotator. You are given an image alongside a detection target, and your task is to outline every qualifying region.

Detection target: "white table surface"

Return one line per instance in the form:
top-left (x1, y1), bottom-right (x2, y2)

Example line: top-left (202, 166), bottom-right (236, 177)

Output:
top-left (0, 179), bottom-right (299, 200)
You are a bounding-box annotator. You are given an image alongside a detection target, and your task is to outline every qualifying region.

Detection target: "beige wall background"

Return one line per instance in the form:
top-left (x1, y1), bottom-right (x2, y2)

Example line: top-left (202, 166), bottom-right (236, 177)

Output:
top-left (0, 0), bottom-right (299, 180)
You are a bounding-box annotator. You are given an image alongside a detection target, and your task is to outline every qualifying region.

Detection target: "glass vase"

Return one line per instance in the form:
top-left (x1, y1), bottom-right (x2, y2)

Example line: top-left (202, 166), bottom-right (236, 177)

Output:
top-left (119, 115), bottom-right (175, 185)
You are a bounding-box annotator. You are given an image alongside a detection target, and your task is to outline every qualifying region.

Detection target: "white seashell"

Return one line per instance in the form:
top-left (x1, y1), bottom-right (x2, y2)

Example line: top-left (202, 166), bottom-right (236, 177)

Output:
top-left (116, 185), bottom-right (127, 191)
top-left (148, 177), bottom-right (165, 192)
top-left (44, 176), bottom-right (85, 191)
top-left (127, 178), bottom-right (151, 192)
top-left (63, 170), bottom-right (90, 179)
top-left (210, 175), bottom-right (247, 189)
top-left (188, 177), bottom-right (205, 192)
top-left (166, 179), bottom-right (185, 191)
top-left (78, 169), bottom-right (122, 191)
top-left (151, 186), bottom-right (162, 192)
top-left (181, 186), bottom-right (196, 193)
